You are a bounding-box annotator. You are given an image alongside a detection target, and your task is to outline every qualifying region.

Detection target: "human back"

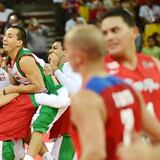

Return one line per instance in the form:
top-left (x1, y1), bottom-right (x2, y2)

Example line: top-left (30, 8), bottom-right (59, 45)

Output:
top-left (72, 74), bottom-right (142, 160)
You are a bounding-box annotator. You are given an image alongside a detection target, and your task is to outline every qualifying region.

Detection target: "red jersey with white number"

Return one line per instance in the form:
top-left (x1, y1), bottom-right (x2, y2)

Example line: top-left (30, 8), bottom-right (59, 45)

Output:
top-left (104, 54), bottom-right (160, 120)
top-left (0, 94), bottom-right (36, 141)
top-left (71, 76), bottom-right (142, 160)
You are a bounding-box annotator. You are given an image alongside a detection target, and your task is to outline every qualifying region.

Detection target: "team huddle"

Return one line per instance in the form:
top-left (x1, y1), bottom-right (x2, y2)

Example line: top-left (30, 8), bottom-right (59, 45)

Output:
top-left (0, 7), bottom-right (160, 160)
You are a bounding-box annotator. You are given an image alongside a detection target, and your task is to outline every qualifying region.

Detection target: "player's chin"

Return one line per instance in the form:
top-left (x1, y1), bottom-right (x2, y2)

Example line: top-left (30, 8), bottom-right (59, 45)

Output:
top-left (2, 49), bottom-right (8, 54)
top-left (108, 48), bottom-right (122, 56)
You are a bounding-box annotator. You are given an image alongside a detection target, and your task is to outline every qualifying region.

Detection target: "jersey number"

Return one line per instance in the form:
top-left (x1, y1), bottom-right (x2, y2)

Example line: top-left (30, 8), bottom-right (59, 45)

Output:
top-left (120, 109), bottom-right (134, 146)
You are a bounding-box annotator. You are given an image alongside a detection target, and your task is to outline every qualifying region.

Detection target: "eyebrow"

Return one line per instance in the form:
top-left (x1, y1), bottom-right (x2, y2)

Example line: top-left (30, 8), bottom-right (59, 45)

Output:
top-left (53, 46), bottom-right (58, 49)
top-left (6, 33), bottom-right (13, 36)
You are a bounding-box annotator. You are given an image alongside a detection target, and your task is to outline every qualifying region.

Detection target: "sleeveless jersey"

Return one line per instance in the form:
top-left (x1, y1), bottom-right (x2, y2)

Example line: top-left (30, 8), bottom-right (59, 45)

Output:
top-left (104, 54), bottom-right (160, 120)
top-left (0, 94), bottom-right (36, 141)
top-left (7, 48), bottom-right (68, 136)
top-left (0, 64), bottom-right (37, 141)
top-left (50, 63), bottom-right (73, 139)
top-left (0, 67), bottom-right (10, 90)
top-left (71, 76), bottom-right (142, 160)
top-left (49, 108), bottom-right (70, 139)
top-left (50, 62), bottom-right (82, 138)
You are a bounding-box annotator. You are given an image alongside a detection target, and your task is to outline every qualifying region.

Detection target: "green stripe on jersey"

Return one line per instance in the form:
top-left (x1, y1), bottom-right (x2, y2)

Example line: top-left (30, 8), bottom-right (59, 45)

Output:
top-left (59, 135), bottom-right (75, 160)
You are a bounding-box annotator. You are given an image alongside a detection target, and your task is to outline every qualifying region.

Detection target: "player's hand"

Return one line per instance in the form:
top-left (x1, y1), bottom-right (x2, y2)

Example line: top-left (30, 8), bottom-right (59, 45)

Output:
top-left (48, 53), bottom-right (59, 72)
top-left (117, 141), bottom-right (154, 160)
top-left (4, 84), bottom-right (17, 94)
top-left (44, 63), bottom-right (53, 75)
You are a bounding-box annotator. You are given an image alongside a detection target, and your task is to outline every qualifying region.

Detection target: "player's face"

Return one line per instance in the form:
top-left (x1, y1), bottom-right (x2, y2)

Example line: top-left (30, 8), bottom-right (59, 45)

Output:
top-left (48, 52), bottom-right (59, 71)
top-left (49, 42), bottom-right (63, 59)
top-left (101, 16), bottom-right (136, 57)
top-left (3, 28), bottom-right (20, 54)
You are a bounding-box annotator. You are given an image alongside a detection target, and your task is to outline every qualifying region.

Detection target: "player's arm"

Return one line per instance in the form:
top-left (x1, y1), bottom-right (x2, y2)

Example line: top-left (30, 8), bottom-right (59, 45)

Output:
top-left (71, 89), bottom-right (107, 160)
top-left (35, 86), bottom-right (71, 108)
top-left (118, 138), bottom-right (160, 160)
top-left (138, 91), bottom-right (160, 141)
top-left (54, 64), bottom-right (82, 95)
top-left (4, 56), bottom-right (46, 94)
top-left (0, 91), bottom-right (19, 107)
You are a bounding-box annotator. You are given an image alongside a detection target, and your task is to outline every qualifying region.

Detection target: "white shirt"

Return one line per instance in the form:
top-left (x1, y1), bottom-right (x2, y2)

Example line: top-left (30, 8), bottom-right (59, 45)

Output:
top-left (0, 67), bottom-right (10, 90)
top-left (54, 62), bottom-right (82, 95)
top-left (139, 5), bottom-right (160, 22)
top-left (0, 8), bottom-right (13, 23)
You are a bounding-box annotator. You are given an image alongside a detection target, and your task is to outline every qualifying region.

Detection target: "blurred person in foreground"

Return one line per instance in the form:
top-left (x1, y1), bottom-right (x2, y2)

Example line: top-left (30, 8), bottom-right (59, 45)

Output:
top-left (64, 24), bottom-right (160, 160)
top-left (102, 8), bottom-right (160, 122)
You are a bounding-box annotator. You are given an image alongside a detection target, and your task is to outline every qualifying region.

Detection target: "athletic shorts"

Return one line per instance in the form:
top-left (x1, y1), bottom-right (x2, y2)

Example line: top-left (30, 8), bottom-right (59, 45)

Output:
top-left (0, 141), bottom-right (14, 160)
top-left (31, 105), bottom-right (67, 133)
top-left (51, 134), bottom-right (77, 160)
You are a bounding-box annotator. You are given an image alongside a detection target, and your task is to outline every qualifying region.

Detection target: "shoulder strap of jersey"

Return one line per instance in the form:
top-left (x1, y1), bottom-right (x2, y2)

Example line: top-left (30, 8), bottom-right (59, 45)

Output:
top-left (16, 48), bottom-right (33, 77)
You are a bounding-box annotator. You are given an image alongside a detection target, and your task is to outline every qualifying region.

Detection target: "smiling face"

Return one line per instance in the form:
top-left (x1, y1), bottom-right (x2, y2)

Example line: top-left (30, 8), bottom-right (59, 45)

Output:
top-left (3, 28), bottom-right (22, 55)
top-left (101, 16), bottom-right (137, 58)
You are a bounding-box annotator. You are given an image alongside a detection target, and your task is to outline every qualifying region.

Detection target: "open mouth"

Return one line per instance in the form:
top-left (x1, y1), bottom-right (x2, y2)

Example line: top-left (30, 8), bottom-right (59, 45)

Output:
top-left (3, 44), bottom-right (8, 48)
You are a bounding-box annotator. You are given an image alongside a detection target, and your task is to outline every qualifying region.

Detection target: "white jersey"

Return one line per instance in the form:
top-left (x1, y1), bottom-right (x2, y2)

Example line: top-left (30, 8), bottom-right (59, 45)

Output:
top-left (0, 67), bottom-right (10, 90)
top-left (54, 62), bottom-right (82, 95)
top-left (8, 52), bottom-right (45, 85)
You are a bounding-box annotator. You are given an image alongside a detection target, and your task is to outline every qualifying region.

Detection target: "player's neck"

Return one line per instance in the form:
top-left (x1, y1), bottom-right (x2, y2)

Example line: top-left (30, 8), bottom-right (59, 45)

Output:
top-left (8, 47), bottom-right (21, 61)
top-left (115, 47), bottom-right (137, 70)
top-left (81, 58), bottom-right (107, 85)
top-left (9, 47), bottom-right (22, 66)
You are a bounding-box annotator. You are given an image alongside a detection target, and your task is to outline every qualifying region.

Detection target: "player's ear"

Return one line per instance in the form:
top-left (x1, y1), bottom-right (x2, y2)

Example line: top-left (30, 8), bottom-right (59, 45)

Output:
top-left (17, 40), bottom-right (23, 47)
top-left (132, 27), bottom-right (139, 40)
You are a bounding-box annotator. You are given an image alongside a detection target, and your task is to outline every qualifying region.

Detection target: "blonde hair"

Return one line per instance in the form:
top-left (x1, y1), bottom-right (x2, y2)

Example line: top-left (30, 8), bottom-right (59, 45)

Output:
top-left (65, 25), bottom-right (106, 60)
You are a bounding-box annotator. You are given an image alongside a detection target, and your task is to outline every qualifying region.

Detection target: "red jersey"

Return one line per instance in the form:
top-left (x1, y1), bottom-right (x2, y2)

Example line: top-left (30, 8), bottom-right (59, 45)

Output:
top-left (0, 94), bottom-right (36, 141)
top-left (49, 108), bottom-right (70, 139)
top-left (105, 54), bottom-right (160, 120)
top-left (71, 76), bottom-right (142, 160)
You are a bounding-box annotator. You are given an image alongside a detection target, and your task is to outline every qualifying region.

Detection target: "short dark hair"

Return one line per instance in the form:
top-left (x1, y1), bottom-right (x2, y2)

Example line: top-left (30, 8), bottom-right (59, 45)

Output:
top-left (0, 41), bottom-right (3, 48)
top-left (53, 36), bottom-right (64, 49)
top-left (100, 8), bottom-right (136, 27)
top-left (9, 26), bottom-right (27, 45)
top-left (147, 35), bottom-right (154, 41)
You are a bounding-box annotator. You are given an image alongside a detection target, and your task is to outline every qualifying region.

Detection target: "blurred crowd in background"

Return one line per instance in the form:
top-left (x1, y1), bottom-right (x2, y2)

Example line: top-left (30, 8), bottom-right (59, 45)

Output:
top-left (0, 0), bottom-right (159, 61)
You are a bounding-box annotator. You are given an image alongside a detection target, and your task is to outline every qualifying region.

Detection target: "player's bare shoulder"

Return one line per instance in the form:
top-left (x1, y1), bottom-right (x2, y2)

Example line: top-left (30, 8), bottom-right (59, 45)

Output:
top-left (71, 89), bottom-right (106, 122)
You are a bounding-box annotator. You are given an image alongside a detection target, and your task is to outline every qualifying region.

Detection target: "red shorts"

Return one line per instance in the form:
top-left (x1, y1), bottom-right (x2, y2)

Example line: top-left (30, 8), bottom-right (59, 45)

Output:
top-left (0, 94), bottom-right (36, 141)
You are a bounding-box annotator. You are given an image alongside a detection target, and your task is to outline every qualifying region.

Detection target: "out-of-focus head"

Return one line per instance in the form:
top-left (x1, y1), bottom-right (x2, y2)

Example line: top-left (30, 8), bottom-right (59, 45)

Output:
top-left (100, 8), bottom-right (138, 57)
top-left (30, 18), bottom-right (39, 28)
top-left (7, 12), bottom-right (21, 26)
top-left (65, 24), bottom-right (106, 72)
top-left (147, 36), bottom-right (155, 47)
top-left (152, 32), bottom-right (160, 46)
top-left (3, 26), bottom-right (26, 54)
top-left (0, 0), bottom-right (6, 12)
